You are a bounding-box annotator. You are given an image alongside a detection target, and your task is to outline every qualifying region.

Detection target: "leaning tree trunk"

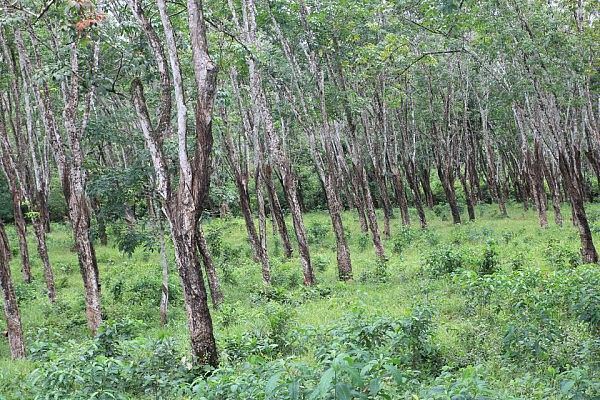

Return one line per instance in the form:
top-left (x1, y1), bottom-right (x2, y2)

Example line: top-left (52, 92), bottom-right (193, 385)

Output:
top-left (0, 222), bottom-right (25, 359)
top-left (558, 152), bottom-right (598, 264)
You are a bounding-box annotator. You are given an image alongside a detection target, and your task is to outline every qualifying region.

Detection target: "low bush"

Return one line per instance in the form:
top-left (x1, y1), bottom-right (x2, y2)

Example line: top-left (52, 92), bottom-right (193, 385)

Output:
top-left (425, 245), bottom-right (464, 276)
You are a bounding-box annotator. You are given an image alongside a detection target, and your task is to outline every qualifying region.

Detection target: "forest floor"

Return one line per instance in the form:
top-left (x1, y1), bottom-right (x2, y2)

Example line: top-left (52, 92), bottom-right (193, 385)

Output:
top-left (1, 202), bottom-right (599, 399)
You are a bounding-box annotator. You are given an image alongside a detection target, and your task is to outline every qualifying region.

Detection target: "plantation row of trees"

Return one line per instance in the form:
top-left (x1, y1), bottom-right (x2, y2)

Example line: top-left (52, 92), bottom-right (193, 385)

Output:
top-left (0, 0), bottom-right (598, 367)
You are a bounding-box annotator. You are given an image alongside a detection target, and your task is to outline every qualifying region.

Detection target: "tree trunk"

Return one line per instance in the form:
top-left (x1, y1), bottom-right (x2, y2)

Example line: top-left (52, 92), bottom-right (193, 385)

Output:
top-left (351, 173), bottom-right (369, 232)
top-left (70, 201), bottom-right (102, 334)
top-left (33, 219), bottom-right (55, 302)
top-left (390, 168), bottom-right (410, 226)
top-left (281, 171), bottom-right (315, 285)
top-left (359, 166), bottom-right (386, 258)
top-left (420, 168), bottom-right (435, 208)
top-left (0, 220), bottom-right (10, 262)
top-left (12, 187), bottom-right (31, 283)
top-left (197, 226), bottom-right (223, 308)
top-left (0, 222), bottom-right (25, 359)
top-left (323, 172), bottom-right (352, 280)
top-left (405, 160), bottom-right (427, 228)
top-left (263, 164), bottom-right (293, 258)
top-left (532, 141), bottom-right (549, 227)
top-left (255, 168), bottom-right (272, 284)
top-left (375, 172), bottom-right (392, 239)
top-left (157, 215), bottom-right (169, 326)
top-left (459, 170), bottom-right (476, 221)
top-left (558, 152), bottom-right (598, 263)
top-left (222, 81), bottom-right (263, 264)
top-left (437, 165), bottom-right (462, 224)
top-left (170, 220), bottom-right (218, 366)
top-left (544, 161), bottom-right (563, 226)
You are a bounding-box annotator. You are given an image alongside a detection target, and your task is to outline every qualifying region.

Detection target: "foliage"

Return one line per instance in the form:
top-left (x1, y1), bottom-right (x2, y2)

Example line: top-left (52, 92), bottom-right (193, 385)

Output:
top-left (425, 244), bottom-right (464, 276)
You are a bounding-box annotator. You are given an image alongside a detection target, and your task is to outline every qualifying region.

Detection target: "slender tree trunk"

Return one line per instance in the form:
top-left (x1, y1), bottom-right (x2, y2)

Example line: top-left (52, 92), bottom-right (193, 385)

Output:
top-left (0, 222), bottom-right (25, 359)
top-left (281, 171), bottom-right (315, 285)
top-left (437, 165), bottom-right (462, 224)
top-left (391, 168), bottom-right (410, 226)
top-left (263, 164), bottom-right (293, 257)
top-left (92, 200), bottom-right (108, 246)
top-left (327, 180), bottom-right (352, 280)
top-left (0, 220), bottom-right (10, 262)
top-left (558, 152), bottom-right (598, 263)
top-left (533, 141), bottom-right (549, 227)
top-left (157, 215), bottom-right (169, 326)
top-left (255, 168), bottom-right (272, 284)
top-left (197, 226), bottom-right (223, 307)
top-left (222, 80), bottom-right (263, 264)
top-left (0, 111), bottom-right (31, 282)
top-left (32, 219), bottom-right (55, 302)
top-left (12, 189), bottom-right (31, 283)
top-left (405, 160), bottom-right (427, 228)
top-left (70, 201), bottom-right (102, 334)
top-left (375, 173), bottom-right (392, 239)
top-left (544, 161), bottom-right (563, 226)
top-left (351, 174), bottom-right (369, 232)
top-left (459, 170), bottom-right (476, 221)
top-left (497, 161), bottom-right (509, 217)
top-left (420, 168), bottom-right (435, 208)
top-left (359, 165), bottom-right (385, 258)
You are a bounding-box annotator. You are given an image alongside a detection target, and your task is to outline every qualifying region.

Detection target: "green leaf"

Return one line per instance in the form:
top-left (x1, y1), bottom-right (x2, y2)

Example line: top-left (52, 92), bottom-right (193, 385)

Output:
top-left (265, 372), bottom-right (281, 399)
top-left (288, 380), bottom-right (300, 400)
top-left (560, 380), bottom-right (575, 394)
top-left (335, 382), bottom-right (353, 400)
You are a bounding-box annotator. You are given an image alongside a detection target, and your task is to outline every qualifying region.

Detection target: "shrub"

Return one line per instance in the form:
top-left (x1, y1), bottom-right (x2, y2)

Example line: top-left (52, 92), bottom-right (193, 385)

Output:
top-left (308, 222), bottom-right (330, 245)
top-left (432, 203), bottom-right (449, 221)
top-left (544, 239), bottom-right (580, 269)
top-left (359, 258), bottom-right (389, 283)
top-left (28, 321), bottom-right (195, 400)
top-left (426, 245), bottom-right (464, 276)
top-left (479, 241), bottom-right (500, 275)
top-left (313, 255), bottom-right (330, 272)
top-left (392, 226), bottom-right (414, 254)
top-left (357, 233), bottom-right (370, 252)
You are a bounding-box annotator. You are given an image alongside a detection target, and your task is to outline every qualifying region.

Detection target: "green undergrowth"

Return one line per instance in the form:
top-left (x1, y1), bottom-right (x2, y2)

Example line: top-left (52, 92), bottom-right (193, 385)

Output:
top-left (0, 202), bottom-right (599, 399)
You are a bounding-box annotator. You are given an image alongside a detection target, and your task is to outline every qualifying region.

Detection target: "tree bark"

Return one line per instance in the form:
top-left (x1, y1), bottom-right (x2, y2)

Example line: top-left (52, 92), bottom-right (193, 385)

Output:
top-left (263, 163), bottom-right (293, 258)
top-left (420, 168), bottom-right (435, 208)
top-left (558, 152), bottom-right (598, 263)
top-left (437, 165), bottom-right (462, 224)
top-left (197, 225), bottom-right (223, 308)
top-left (0, 221), bottom-right (25, 359)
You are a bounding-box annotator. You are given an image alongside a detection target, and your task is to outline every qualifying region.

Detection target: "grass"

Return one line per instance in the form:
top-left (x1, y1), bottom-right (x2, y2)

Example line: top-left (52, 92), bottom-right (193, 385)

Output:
top-left (0, 201), bottom-right (599, 398)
